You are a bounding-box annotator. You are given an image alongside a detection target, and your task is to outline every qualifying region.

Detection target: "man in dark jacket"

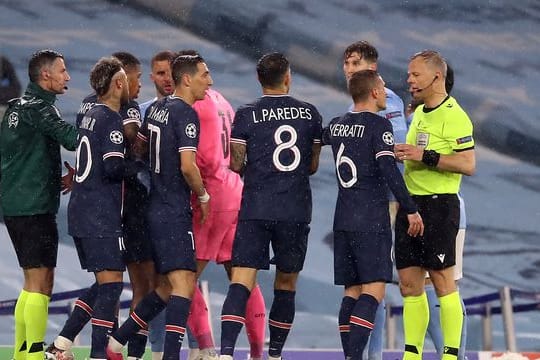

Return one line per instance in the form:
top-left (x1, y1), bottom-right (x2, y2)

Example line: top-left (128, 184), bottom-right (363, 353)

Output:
top-left (0, 49), bottom-right (77, 360)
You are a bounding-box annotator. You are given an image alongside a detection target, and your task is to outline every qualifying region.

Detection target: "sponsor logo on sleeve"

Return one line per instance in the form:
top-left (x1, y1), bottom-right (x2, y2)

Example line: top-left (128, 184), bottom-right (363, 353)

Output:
top-left (456, 135), bottom-right (473, 145)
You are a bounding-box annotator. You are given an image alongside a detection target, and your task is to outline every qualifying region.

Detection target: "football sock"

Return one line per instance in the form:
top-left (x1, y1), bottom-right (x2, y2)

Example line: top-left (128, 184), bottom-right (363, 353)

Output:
top-left (349, 294), bottom-right (379, 360)
top-left (367, 299), bottom-right (386, 360)
top-left (187, 286), bottom-right (214, 350)
top-left (13, 289), bottom-right (29, 360)
top-left (440, 291), bottom-right (463, 360)
top-left (220, 283), bottom-right (250, 356)
top-left (148, 309), bottom-right (166, 352)
top-left (90, 282), bottom-right (123, 359)
top-left (338, 296), bottom-right (356, 358)
top-left (111, 291), bottom-right (167, 348)
top-left (24, 292), bottom-right (50, 360)
top-left (425, 284), bottom-right (443, 355)
top-left (268, 289), bottom-right (295, 358)
top-left (127, 328), bottom-right (149, 358)
top-left (402, 292), bottom-right (429, 360)
top-left (163, 295), bottom-right (191, 359)
top-left (459, 294), bottom-right (467, 360)
top-left (245, 284), bottom-right (266, 359)
top-left (58, 282), bottom-right (99, 343)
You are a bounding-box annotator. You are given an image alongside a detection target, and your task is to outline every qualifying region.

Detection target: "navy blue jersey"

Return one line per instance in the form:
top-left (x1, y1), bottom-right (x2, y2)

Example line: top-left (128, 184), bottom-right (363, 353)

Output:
top-left (77, 93), bottom-right (141, 176)
top-left (323, 111), bottom-right (416, 232)
top-left (139, 95), bottom-right (199, 222)
top-left (76, 93), bottom-right (141, 129)
top-left (231, 95), bottom-right (323, 222)
top-left (68, 104), bottom-right (125, 237)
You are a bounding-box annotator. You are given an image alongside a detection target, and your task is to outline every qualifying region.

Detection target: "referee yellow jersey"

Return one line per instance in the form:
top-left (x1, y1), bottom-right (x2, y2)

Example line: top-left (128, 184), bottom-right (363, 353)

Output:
top-left (404, 96), bottom-right (474, 195)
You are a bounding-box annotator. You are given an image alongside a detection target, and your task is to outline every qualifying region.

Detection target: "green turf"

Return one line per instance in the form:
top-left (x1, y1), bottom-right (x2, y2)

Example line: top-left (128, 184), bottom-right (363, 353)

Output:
top-left (0, 345), bottom-right (153, 359)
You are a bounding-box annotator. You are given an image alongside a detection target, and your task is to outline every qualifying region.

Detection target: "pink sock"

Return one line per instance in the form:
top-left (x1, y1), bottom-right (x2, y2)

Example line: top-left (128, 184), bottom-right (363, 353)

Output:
top-left (245, 284), bottom-right (266, 358)
top-left (187, 286), bottom-right (214, 349)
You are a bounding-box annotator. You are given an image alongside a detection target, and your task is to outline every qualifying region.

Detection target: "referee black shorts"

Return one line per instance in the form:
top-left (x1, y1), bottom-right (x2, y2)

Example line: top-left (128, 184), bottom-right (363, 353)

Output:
top-left (395, 194), bottom-right (459, 270)
top-left (4, 214), bottom-right (59, 269)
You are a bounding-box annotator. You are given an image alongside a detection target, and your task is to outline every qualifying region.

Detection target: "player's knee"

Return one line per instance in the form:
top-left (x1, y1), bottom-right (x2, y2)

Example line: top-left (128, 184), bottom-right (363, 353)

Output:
top-left (274, 271), bottom-right (299, 291)
top-left (399, 279), bottom-right (423, 297)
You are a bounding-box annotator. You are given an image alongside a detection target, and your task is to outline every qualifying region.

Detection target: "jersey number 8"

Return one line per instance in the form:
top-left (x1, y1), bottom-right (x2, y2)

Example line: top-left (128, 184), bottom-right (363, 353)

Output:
top-left (273, 124), bottom-right (301, 172)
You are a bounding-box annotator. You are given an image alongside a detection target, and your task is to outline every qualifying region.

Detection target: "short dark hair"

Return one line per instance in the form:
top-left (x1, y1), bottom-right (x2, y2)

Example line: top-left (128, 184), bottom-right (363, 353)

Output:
top-left (445, 62), bottom-right (454, 94)
top-left (343, 41), bottom-right (378, 63)
top-left (111, 51), bottom-right (140, 69)
top-left (151, 50), bottom-right (176, 67)
top-left (89, 57), bottom-right (124, 97)
top-left (176, 49), bottom-right (199, 57)
top-left (256, 52), bottom-right (289, 88)
top-left (171, 54), bottom-right (205, 85)
top-left (28, 49), bottom-right (64, 83)
top-left (348, 69), bottom-right (380, 103)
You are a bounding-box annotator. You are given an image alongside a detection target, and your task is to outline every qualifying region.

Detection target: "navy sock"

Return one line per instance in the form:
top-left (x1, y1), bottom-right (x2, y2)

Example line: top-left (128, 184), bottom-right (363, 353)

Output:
top-left (163, 295), bottom-right (191, 360)
top-left (338, 296), bottom-right (356, 358)
top-left (127, 328), bottom-right (148, 358)
top-left (59, 282), bottom-right (99, 341)
top-left (112, 290), bottom-right (167, 345)
top-left (268, 289), bottom-right (296, 357)
top-left (90, 282), bottom-right (123, 359)
top-left (220, 283), bottom-right (251, 356)
top-left (349, 294), bottom-right (379, 360)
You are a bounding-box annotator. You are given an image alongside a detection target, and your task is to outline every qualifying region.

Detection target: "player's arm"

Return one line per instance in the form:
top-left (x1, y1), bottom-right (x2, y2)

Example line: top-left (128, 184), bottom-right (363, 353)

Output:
top-left (123, 123), bottom-right (139, 146)
top-left (309, 142), bottom-right (321, 175)
top-left (132, 133), bottom-right (148, 160)
top-left (229, 142), bottom-right (246, 174)
top-left (180, 150), bottom-right (210, 223)
top-left (395, 142), bottom-right (475, 176)
top-left (435, 148), bottom-right (475, 175)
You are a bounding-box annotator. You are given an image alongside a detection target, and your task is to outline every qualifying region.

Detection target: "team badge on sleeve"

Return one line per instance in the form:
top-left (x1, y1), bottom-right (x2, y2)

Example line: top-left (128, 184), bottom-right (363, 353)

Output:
top-left (185, 123), bottom-right (197, 138)
top-left (127, 107), bottom-right (141, 120)
top-left (109, 130), bottom-right (124, 144)
top-left (382, 131), bottom-right (394, 145)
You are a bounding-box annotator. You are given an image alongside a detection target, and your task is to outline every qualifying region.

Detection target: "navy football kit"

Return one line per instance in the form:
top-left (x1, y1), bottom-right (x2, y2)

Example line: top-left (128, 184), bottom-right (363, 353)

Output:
top-left (230, 94), bottom-right (323, 271)
top-left (138, 95), bottom-right (200, 274)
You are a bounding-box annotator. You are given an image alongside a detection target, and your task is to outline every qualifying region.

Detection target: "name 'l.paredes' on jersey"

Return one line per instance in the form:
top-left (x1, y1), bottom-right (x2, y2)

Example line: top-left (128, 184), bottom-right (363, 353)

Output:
top-left (231, 95), bottom-right (323, 222)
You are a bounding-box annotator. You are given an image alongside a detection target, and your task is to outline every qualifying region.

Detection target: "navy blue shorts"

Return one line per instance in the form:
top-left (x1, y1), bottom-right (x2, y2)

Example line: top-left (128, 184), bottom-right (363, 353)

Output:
top-left (395, 194), bottom-right (459, 270)
top-left (5, 214), bottom-right (58, 269)
top-left (123, 177), bottom-right (152, 263)
top-left (333, 230), bottom-right (393, 287)
top-left (148, 218), bottom-right (196, 274)
top-left (232, 220), bottom-right (309, 273)
top-left (74, 236), bottom-right (126, 273)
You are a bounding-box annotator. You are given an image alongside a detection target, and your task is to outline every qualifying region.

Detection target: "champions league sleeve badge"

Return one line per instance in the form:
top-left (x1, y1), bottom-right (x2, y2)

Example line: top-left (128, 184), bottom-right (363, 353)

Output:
top-left (109, 130), bottom-right (124, 144)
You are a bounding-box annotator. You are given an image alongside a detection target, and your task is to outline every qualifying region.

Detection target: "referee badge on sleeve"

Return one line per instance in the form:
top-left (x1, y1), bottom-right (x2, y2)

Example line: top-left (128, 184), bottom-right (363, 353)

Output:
top-left (417, 132), bottom-right (429, 147)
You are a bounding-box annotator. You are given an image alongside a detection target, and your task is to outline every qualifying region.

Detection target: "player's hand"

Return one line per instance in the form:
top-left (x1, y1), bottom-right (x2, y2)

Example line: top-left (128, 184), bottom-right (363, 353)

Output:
top-left (395, 143), bottom-right (423, 162)
top-left (406, 212), bottom-right (424, 237)
top-left (198, 199), bottom-right (210, 224)
top-left (61, 161), bottom-right (75, 195)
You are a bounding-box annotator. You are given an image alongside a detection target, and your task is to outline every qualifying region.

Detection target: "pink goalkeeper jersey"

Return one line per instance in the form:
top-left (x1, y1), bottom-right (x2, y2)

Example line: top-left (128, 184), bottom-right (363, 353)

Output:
top-left (192, 89), bottom-right (242, 211)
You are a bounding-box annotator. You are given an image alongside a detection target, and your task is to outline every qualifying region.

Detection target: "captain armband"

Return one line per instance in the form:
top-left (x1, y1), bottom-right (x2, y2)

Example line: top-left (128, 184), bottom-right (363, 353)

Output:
top-left (422, 150), bottom-right (440, 167)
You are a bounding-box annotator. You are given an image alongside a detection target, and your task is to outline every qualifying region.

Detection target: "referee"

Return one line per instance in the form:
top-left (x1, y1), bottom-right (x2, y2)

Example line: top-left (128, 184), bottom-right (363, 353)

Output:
top-left (394, 50), bottom-right (475, 360)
